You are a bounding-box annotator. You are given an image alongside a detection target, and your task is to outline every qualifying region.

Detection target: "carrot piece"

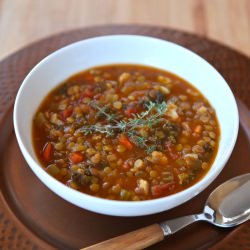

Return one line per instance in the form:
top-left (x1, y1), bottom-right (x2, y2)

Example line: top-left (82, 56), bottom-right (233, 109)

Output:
top-left (119, 134), bottom-right (133, 150)
top-left (69, 152), bottom-right (84, 164)
top-left (42, 142), bottom-right (53, 162)
top-left (194, 125), bottom-right (202, 134)
top-left (61, 106), bottom-right (73, 120)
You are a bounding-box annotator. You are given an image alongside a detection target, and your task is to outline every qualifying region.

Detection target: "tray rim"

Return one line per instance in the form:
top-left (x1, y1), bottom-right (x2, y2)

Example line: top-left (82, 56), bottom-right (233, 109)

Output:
top-left (1, 24), bottom-right (250, 66)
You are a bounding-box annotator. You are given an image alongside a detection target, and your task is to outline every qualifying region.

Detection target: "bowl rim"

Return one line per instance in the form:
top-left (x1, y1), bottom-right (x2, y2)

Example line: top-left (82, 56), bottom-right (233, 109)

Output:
top-left (13, 34), bottom-right (239, 216)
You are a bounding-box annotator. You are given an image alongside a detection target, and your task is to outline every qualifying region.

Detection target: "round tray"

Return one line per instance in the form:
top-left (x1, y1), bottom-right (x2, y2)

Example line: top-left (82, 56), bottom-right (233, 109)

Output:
top-left (0, 25), bottom-right (250, 250)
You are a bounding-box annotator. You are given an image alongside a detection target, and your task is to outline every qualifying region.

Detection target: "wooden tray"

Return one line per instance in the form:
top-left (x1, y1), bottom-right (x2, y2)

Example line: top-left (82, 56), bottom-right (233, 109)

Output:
top-left (0, 25), bottom-right (250, 250)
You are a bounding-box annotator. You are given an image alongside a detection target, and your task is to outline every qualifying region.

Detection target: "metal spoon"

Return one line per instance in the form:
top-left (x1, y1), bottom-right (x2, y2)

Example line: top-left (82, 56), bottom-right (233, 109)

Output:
top-left (82, 173), bottom-right (250, 250)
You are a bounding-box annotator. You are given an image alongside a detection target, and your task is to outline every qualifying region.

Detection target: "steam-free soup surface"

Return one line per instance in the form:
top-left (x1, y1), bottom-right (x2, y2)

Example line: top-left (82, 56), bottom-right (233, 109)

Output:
top-left (33, 64), bottom-right (219, 201)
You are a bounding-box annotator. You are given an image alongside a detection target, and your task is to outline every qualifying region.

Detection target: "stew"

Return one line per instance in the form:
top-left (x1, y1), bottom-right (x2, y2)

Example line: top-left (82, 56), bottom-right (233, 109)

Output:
top-left (33, 64), bottom-right (220, 201)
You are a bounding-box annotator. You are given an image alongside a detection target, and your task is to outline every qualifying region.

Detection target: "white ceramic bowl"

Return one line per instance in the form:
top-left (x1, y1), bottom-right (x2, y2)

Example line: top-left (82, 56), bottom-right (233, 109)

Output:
top-left (14, 35), bottom-right (239, 216)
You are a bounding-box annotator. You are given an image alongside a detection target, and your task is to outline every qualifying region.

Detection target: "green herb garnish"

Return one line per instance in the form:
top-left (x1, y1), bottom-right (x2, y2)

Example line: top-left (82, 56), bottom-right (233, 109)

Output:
top-left (77, 101), bottom-right (168, 152)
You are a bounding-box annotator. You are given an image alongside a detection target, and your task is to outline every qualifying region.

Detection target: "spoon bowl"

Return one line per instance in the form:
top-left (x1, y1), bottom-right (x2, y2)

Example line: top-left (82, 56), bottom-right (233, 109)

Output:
top-left (204, 173), bottom-right (250, 227)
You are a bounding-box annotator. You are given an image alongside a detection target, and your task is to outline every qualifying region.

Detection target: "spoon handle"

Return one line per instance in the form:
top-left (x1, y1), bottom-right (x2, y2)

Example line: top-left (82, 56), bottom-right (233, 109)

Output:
top-left (81, 223), bottom-right (164, 250)
top-left (160, 213), bottom-right (205, 235)
top-left (81, 214), bottom-right (206, 250)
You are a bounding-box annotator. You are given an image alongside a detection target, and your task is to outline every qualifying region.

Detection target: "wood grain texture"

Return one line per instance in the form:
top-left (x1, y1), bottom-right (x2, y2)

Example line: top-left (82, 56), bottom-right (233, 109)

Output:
top-left (0, 0), bottom-right (249, 60)
top-left (81, 224), bottom-right (164, 250)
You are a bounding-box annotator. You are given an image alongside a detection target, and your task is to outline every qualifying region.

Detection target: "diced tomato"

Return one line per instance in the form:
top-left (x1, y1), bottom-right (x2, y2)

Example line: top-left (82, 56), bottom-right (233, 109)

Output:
top-left (81, 88), bottom-right (94, 98)
top-left (93, 93), bottom-right (102, 100)
top-left (151, 183), bottom-right (176, 197)
top-left (125, 106), bottom-right (137, 117)
top-left (69, 152), bottom-right (84, 164)
top-left (119, 134), bottom-right (133, 150)
top-left (61, 106), bottom-right (73, 120)
top-left (165, 141), bottom-right (179, 160)
top-left (122, 162), bottom-right (131, 171)
top-left (85, 74), bottom-right (94, 82)
top-left (42, 142), bottom-right (53, 162)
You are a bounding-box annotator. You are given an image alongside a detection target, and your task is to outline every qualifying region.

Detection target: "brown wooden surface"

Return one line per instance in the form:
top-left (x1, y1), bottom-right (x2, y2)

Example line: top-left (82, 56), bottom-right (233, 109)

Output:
top-left (0, 25), bottom-right (249, 250)
top-left (0, 0), bottom-right (249, 60)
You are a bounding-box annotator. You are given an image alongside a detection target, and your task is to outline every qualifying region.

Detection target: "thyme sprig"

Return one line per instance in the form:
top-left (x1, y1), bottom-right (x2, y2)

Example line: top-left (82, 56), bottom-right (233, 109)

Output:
top-left (91, 102), bottom-right (119, 123)
top-left (77, 101), bottom-right (168, 150)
